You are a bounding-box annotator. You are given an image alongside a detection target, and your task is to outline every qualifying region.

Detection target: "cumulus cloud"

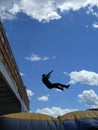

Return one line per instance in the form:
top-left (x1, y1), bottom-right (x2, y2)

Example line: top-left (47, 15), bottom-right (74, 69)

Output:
top-left (78, 89), bottom-right (98, 108)
top-left (25, 53), bottom-right (55, 62)
top-left (1, 0), bottom-right (98, 22)
top-left (69, 70), bottom-right (98, 86)
top-left (38, 94), bottom-right (49, 101)
top-left (36, 106), bottom-right (78, 117)
top-left (26, 89), bottom-right (34, 97)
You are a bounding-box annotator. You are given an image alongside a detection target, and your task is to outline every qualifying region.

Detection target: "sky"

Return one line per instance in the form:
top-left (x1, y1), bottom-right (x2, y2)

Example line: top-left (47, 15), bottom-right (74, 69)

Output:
top-left (1, 0), bottom-right (98, 117)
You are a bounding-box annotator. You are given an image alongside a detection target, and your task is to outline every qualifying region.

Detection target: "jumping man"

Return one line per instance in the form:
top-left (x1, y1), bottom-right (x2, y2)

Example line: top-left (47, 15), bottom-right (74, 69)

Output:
top-left (42, 70), bottom-right (70, 91)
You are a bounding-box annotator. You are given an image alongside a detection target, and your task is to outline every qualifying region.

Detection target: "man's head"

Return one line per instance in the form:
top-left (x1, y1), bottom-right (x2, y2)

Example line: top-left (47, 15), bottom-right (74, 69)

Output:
top-left (42, 74), bottom-right (46, 78)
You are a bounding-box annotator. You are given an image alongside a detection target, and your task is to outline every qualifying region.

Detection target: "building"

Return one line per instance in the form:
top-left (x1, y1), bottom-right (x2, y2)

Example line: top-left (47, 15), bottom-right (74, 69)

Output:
top-left (0, 21), bottom-right (29, 114)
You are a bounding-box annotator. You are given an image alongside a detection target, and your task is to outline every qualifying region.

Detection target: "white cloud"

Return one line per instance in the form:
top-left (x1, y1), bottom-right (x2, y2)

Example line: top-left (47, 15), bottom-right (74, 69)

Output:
top-left (20, 72), bottom-right (25, 76)
top-left (25, 53), bottom-right (56, 62)
top-left (78, 89), bottom-right (98, 108)
top-left (42, 56), bottom-right (49, 61)
top-left (38, 94), bottom-right (49, 101)
top-left (69, 70), bottom-right (98, 86)
top-left (1, 0), bottom-right (98, 22)
top-left (64, 71), bottom-right (69, 75)
top-left (87, 7), bottom-right (98, 17)
top-left (25, 53), bottom-right (42, 62)
top-left (92, 22), bottom-right (98, 29)
top-left (56, 89), bottom-right (62, 92)
top-left (26, 89), bottom-right (34, 97)
top-left (35, 106), bottom-right (78, 117)
top-left (0, 0), bottom-right (19, 20)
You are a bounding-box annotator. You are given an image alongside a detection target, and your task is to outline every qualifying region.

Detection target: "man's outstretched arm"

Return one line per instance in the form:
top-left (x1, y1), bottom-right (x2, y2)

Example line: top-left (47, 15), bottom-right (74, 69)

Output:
top-left (46, 70), bottom-right (54, 78)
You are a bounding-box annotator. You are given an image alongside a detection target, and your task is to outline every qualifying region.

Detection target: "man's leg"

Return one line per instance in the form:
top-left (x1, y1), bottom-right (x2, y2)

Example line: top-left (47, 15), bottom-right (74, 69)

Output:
top-left (61, 84), bottom-right (70, 89)
top-left (55, 83), bottom-right (70, 89)
top-left (52, 83), bottom-right (64, 91)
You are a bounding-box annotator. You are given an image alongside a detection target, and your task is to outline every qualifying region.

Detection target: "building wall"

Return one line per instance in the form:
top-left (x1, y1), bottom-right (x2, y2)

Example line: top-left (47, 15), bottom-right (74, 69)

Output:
top-left (0, 21), bottom-right (29, 111)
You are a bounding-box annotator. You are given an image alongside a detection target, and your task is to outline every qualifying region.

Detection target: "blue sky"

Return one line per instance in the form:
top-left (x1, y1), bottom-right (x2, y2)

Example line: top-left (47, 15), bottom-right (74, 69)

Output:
top-left (1, 0), bottom-right (98, 117)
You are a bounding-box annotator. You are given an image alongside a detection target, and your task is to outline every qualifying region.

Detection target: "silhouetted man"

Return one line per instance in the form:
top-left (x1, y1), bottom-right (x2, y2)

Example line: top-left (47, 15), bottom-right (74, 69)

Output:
top-left (42, 70), bottom-right (70, 91)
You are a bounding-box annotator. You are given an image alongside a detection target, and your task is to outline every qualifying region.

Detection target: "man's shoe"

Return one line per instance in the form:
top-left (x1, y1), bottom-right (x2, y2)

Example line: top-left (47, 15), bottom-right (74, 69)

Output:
top-left (66, 84), bottom-right (70, 89)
